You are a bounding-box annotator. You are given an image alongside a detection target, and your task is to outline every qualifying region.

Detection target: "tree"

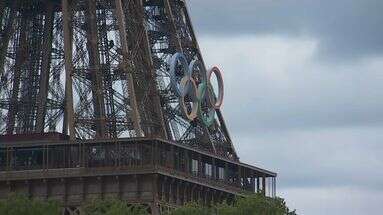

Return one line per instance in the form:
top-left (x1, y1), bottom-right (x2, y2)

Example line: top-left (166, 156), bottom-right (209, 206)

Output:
top-left (166, 202), bottom-right (211, 215)
top-left (82, 198), bottom-right (149, 215)
top-left (168, 194), bottom-right (297, 215)
top-left (0, 193), bottom-right (60, 215)
top-left (0, 193), bottom-right (297, 215)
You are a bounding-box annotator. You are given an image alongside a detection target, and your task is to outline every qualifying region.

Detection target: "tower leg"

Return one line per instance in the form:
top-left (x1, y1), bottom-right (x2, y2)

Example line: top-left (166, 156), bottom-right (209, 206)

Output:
top-left (62, 0), bottom-right (75, 140)
top-left (36, 3), bottom-right (55, 132)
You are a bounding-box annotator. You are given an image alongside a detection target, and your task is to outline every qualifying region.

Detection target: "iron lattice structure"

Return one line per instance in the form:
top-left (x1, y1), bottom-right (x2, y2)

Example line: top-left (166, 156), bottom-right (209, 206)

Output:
top-left (0, 0), bottom-right (238, 160)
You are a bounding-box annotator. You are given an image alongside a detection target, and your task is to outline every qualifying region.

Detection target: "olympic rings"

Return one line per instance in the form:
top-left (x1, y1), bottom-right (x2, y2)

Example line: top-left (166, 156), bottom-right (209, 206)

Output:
top-left (169, 52), bottom-right (224, 126)
top-left (207, 66), bottom-right (224, 109)
top-left (169, 53), bottom-right (189, 96)
top-left (197, 83), bottom-right (216, 126)
top-left (180, 76), bottom-right (198, 120)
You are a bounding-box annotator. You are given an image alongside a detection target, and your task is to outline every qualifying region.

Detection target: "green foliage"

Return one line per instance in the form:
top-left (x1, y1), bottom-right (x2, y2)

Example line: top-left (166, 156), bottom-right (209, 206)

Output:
top-left (0, 193), bottom-right (60, 215)
top-left (0, 193), bottom-right (296, 215)
top-left (169, 194), bottom-right (297, 215)
top-left (166, 202), bottom-right (211, 215)
top-left (83, 198), bottom-right (149, 215)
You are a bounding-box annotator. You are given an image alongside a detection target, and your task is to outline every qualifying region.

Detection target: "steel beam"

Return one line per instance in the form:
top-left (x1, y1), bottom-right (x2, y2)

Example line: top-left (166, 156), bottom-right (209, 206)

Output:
top-left (6, 17), bottom-right (28, 134)
top-left (114, 0), bottom-right (143, 137)
top-left (36, 3), bottom-right (55, 133)
top-left (0, 1), bottom-right (5, 27)
top-left (125, 0), bottom-right (168, 139)
top-left (85, 0), bottom-right (106, 138)
top-left (62, 0), bottom-right (76, 140)
top-left (0, 3), bottom-right (16, 82)
top-left (163, 0), bottom-right (183, 52)
top-left (139, 0), bottom-right (169, 139)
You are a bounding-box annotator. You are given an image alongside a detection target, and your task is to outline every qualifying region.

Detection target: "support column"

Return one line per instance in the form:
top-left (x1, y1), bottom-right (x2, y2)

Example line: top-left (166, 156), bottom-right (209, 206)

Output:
top-left (6, 16), bottom-right (28, 134)
top-left (116, 176), bottom-right (122, 199)
top-left (114, 0), bottom-right (143, 137)
top-left (134, 175), bottom-right (140, 200)
top-left (274, 177), bottom-right (277, 197)
top-left (85, 0), bottom-right (106, 138)
top-left (184, 149), bottom-right (190, 173)
top-left (43, 179), bottom-right (48, 200)
top-left (250, 175), bottom-right (256, 193)
top-left (0, 1), bottom-right (5, 23)
top-left (170, 145), bottom-right (175, 169)
top-left (262, 176), bottom-right (266, 195)
top-left (212, 158), bottom-right (216, 179)
top-left (0, 2), bottom-right (16, 79)
top-left (80, 177), bottom-right (85, 201)
top-left (198, 154), bottom-right (202, 177)
top-left (161, 177), bottom-right (167, 202)
top-left (176, 181), bottom-right (181, 205)
top-left (224, 162), bottom-right (229, 182)
top-left (183, 183), bottom-right (188, 204)
top-left (169, 179), bottom-right (175, 204)
top-left (152, 175), bottom-right (159, 205)
top-left (163, 0), bottom-right (183, 52)
top-left (136, 0), bottom-right (168, 139)
top-left (237, 166), bottom-right (242, 188)
top-left (191, 185), bottom-right (196, 202)
top-left (36, 3), bottom-right (54, 132)
top-left (151, 203), bottom-right (160, 215)
top-left (62, 0), bottom-right (75, 140)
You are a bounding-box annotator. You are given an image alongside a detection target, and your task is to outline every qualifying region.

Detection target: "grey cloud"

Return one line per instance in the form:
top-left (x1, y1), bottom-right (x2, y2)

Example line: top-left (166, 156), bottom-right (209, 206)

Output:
top-left (198, 36), bottom-right (383, 210)
top-left (188, 0), bottom-right (383, 60)
top-left (199, 37), bottom-right (383, 134)
top-left (187, 3), bottom-right (383, 214)
top-left (280, 187), bottom-right (383, 215)
top-left (235, 127), bottom-right (383, 190)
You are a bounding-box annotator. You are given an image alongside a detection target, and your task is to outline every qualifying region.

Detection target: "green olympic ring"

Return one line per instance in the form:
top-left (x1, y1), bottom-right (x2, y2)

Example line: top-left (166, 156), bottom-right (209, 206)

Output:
top-left (170, 53), bottom-right (224, 127)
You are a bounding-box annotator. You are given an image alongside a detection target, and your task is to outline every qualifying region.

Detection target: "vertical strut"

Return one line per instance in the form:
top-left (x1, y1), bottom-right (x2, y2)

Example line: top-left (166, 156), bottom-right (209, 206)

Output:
top-left (0, 1), bottom-right (5, 27)
top-left (36, 3), bottom-right (55, 133)
top-left (6, 17), bottom-right (29, 134)
top-left (0, 1), bottom-right (4, 27)
top-left (0, 3), bottom-right (16, 80)
top-left (136, 0), bottom-right (168, 138)
top-left (85, 0), bottom-right (106, 138)
top-left (164, 0), bottom-right (183, 52)
top-left (114, 0), bottom-right (143, 137)
top-left (62, 0), bottom-right (76, 140)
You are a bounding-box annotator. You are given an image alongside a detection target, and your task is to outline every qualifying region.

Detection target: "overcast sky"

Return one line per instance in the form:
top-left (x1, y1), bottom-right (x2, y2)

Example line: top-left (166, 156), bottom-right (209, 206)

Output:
top-left (187, 1), bottom-right (383, 214)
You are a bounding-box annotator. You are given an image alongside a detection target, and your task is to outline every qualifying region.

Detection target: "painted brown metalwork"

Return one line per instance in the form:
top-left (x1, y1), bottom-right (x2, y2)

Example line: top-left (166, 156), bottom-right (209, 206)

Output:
top-left (0, 0), bottom-right (277, 214)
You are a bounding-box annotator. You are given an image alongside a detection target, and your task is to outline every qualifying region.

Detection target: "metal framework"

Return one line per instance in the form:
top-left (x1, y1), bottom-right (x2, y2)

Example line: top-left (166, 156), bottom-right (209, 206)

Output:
top-left (0, 0), bottom-right (276, 214)
top-left (0, 137), bottom-right (276, 214)
top-left (0, 0), bottom-right (237, 160)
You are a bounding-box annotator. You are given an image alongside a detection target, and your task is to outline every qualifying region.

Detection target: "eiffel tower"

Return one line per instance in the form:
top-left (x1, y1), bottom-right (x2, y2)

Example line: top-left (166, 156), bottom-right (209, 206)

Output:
top-left (0, 0), bottom-right (276, 214)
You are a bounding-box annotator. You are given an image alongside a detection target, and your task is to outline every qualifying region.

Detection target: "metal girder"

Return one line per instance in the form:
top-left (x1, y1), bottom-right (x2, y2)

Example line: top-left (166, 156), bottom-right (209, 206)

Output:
top-left (36, 2), bottom-right (55, 132)
top-left (163, 0), bottom-right (183, 52)
top-left (114, 0), bottom-right (143, 137)
top-left (62, 0), bottom-right (76, 140)
top-left (0, 2), bottom-right (16, 84)
top-left (6, 15), bottom-right (28, 134)
top-left (85, 0), bottom-right (107, 138)
top-left (0, 0), bottom-right (239, 161)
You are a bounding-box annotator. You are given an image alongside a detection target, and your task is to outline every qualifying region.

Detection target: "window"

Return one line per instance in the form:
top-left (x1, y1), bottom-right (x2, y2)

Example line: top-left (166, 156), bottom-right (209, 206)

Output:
top-left (205, 163), bottom-right (213, 177)
top-left (192, 159), bottom-right (198, 175)
top-left (218, 167), bottom-right (225, 180)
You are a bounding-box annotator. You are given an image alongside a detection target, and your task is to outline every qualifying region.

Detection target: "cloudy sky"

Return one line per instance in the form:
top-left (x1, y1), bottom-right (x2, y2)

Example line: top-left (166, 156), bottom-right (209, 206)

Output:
top-left (187, 0), bottom-right (383, 214)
